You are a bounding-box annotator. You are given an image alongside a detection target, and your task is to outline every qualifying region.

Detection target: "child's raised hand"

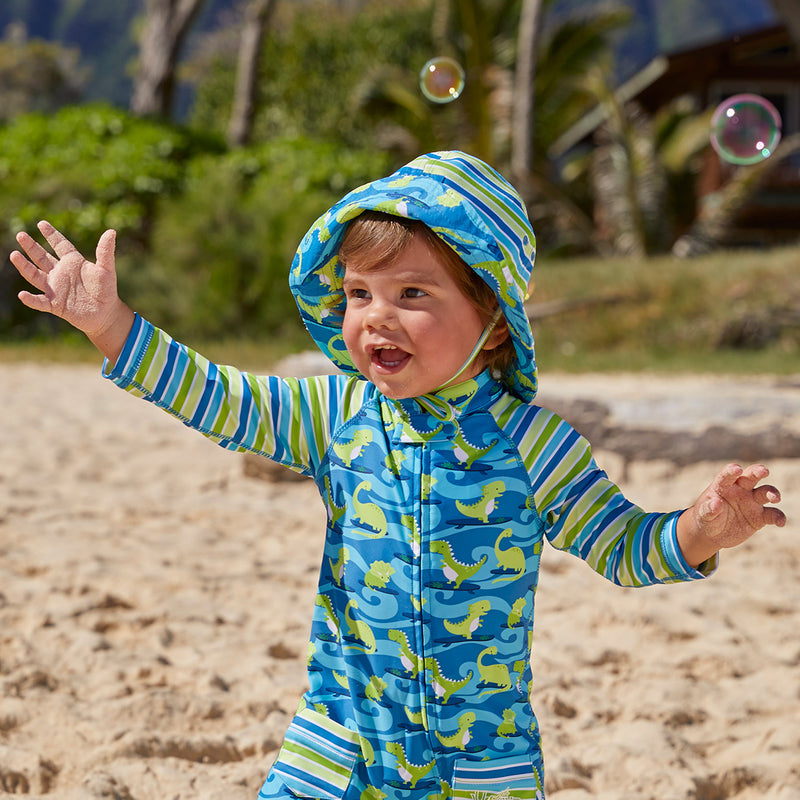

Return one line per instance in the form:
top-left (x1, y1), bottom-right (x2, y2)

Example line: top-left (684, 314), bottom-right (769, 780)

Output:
top-left (10, 221), bottom-right (134, 362)
top-left (678, 463), bottom-right (785, 567)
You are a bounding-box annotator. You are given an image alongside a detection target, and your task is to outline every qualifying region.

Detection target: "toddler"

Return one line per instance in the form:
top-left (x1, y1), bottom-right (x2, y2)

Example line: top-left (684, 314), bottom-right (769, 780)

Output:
top-left (10, 151), bottom-right (785, 800)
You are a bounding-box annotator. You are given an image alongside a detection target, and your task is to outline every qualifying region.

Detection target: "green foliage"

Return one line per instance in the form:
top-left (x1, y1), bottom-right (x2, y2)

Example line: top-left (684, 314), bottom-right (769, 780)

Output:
top-left (0, 104), bottom-right (219, 247)
top-left (0, 104), bottom-right (222, 334)
top-left (0, 34), bottom-right (87, 120)
top-left (190, 1), bottom-right (438, 152)
top-left (127, 138), bottom-right (390, 340)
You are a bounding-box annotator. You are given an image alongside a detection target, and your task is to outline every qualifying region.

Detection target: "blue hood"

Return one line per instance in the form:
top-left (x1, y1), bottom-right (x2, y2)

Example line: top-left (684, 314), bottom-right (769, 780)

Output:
top-left (289, 150), bottom-right (538, 401)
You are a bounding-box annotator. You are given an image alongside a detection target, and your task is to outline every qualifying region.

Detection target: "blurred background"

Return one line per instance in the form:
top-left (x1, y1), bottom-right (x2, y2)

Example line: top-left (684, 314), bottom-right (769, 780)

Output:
top-left (1, 0), bottom-right (798, 373)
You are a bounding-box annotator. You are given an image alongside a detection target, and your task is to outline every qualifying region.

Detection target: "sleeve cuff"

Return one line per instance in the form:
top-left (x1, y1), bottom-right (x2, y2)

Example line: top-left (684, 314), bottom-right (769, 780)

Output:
top-left (101, 313), bottom-right (153, 387)
top-left (660, 511), bottom-right (718, 580)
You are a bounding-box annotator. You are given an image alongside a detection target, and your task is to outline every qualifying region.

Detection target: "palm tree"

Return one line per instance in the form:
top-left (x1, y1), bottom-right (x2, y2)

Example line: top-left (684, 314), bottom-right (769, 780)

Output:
top-left (227, 0), bottom-right (279, 148)
top-left (511, 0), bottom-right (544, 199)
top-left (672, 132), bottom-right (800, 256)
top-left (131, 0), bottom-right (207, 118)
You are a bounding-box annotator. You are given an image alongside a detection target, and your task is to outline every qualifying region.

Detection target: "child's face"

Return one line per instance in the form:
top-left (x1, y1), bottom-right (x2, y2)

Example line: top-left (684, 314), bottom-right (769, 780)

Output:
top-left (341, 234), bottom-right (488, 398)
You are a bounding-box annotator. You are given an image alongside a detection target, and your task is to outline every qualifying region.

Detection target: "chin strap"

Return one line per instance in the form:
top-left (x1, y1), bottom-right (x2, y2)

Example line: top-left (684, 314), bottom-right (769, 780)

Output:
top-left (434, 306), bottom-right (504, 392)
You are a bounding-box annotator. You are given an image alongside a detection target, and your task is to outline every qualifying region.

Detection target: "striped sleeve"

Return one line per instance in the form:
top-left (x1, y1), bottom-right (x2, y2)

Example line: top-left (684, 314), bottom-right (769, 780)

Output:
top-left (495, 398), bottom-right (715, 586)
top-left (102, 314), bottom-right (368, 476)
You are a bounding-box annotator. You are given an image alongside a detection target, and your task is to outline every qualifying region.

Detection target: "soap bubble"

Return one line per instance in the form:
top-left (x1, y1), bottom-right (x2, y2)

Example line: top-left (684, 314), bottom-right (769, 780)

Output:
top-left (710, 94), bottom-right (782, 166)
top-left (419, 56), bottom-right (465, 104)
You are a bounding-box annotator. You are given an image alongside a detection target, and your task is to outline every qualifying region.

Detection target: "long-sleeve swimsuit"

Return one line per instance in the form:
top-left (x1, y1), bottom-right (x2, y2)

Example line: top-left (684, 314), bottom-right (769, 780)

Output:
top-left (106, 315), bottom-right (711, 800)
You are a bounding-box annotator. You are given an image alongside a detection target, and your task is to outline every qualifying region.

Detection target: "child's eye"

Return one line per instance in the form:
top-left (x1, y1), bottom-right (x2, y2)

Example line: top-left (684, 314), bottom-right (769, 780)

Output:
top-left (403, 287), bottom-right (427, 298)
top-left (346, 287), bottom-right (370, 300)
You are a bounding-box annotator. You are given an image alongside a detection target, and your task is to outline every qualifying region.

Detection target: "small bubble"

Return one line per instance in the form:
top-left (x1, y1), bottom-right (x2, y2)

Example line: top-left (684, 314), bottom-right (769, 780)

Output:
top-left (710, 94), bottom-right (782, 166)
top-left (419, 56), bottom-right (465, 104)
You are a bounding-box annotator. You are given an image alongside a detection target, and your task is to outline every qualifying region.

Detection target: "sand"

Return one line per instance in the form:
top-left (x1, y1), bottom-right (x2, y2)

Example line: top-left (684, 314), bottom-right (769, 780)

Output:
top-left (1, 362), bottom-right (798, 799)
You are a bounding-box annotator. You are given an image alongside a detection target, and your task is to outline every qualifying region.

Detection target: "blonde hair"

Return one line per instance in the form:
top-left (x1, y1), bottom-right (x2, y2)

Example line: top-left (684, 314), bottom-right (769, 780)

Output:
top-left (338, 211), bottom-right (514, 376)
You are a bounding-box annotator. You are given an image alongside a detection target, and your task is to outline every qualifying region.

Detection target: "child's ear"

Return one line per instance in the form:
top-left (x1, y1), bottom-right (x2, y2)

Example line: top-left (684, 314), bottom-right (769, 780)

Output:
top-left (484, 316), bottom-right (509, 351)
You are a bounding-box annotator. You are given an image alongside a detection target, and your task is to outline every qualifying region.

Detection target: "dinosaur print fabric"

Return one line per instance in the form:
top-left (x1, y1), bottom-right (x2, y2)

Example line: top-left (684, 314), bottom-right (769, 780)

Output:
top-left (104, 152), bottom-right (712, 799)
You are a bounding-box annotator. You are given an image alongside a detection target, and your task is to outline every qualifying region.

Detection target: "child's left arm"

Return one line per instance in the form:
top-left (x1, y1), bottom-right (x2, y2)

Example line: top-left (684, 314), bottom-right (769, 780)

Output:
top-left (677, 463), bottom-right (785, 568)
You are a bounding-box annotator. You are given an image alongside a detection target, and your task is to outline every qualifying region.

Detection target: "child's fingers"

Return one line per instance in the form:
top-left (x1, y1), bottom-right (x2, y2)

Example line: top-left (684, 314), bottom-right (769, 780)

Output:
top-left (95, 229), bottom-right (117, 271)
top-left (713, 463), bottom-right (744, 491)
top-left (17, 289), bottom-right (52, 314)
top-left (15, 231), bottom-right (57, 273)
top-left (753, 483), bottom-right (781, 506)
top-left (9, 249), bottom-right (48, 290)
top-left (38, 220), bottom-right (81, 260)
top-left (735, 464), bottom-right (771, 492)
top-left (762, 506), bottom-right (787, 528)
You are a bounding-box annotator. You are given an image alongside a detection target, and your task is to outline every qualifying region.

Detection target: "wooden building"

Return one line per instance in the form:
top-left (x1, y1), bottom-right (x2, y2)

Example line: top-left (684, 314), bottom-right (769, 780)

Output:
top-left (550, 23), bottom-right (800, 247)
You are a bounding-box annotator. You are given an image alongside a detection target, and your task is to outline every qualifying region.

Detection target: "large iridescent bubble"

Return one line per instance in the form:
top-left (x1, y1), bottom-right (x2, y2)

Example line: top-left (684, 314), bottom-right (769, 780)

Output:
top-left (710, 94), bottom-right (782, 166)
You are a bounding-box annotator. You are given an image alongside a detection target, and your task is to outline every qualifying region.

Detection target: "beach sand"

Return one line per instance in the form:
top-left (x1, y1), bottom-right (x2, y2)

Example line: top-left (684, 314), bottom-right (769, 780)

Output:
top-left (1, 363), bottom-right (798, 799)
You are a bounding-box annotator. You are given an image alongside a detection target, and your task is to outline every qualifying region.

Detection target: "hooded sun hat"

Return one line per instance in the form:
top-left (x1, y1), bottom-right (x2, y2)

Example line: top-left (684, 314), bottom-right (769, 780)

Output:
top-left (289, 150), bottom-right (538, 402)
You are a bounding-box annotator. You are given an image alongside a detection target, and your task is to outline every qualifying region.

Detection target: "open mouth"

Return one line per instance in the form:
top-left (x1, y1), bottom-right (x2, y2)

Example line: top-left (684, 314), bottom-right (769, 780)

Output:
top-left (370, 345), bottom-right (411, 373)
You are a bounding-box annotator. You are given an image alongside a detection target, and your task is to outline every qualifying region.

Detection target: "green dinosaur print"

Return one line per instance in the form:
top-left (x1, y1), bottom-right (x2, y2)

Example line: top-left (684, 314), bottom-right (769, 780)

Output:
top-left (387, 174), bottom-right (415, 190)
top-left (455, 480), bottom-right (505, 523)
top-left (353, 480), bottom-right (388, 538)
top-left (315, 593), bottom-right (340, 640)
top-left (451, 427), bottom-right (494, 468)
top-left (365, 560), bottom-right (395, 589)
top-left (428, 781), bottom-right (452, 800)
top-left (404, 705), bottom-right (429, 730)
top-left (344, 599), bottom-right (377, 653)
top-left (295, 294), bottom-right (333, 324)
top-left (492, 528), bottom-right (525, 582)
top-left (386, 742), bottom-right (436, 788)
top-left (359, 736), bottom-right (376, 767)
top-left (424, 656), bottom-right (473, 704)
top-left (443, 599), bottom-right (491, 640)
top-left (328, 546), bottom-right (350, 586)
top-left (365, 675), bottom-right (388, 702)
top-left (400, 514), bottom-right (421, 557)
top-left (499, 260), bottom-right (522, 309)
top-left (496, 708), bottom-right (517, 737)
top-left (429, 540), bottom-right (487, 588)
top-left (332, 670), bottom-right (349, 690)
top-left (507, 597), bottom-right (527, 627)
top-left (435, 188), bottom-right (465, 207)
top-left (388, 629), bottom-right (423, 678)
top-left (477, 645), bottom-right (513, 698)
top-left (307, 640), bottom-right (316, 666)
top-left (332, 429), bottom-right (373, 467)
top-left (324, 475), bottom-right (347, 528)
top-left (384, 449), bottom-right (408, 476)
top-left (421, 472), bottom-right (437, 501)
top-left (316, 252), bottom-right (341, 290)
top-left (435, 711), bottom-right (476, 750)
top-left (513, 659), bottom-right (528, 689)
top-left (360, 785), bottom-right (384, 800)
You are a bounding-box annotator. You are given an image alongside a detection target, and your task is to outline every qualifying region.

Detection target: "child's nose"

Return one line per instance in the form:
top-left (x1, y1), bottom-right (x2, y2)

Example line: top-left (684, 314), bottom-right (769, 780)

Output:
top-left (364, 297), bottom-right (398, 330)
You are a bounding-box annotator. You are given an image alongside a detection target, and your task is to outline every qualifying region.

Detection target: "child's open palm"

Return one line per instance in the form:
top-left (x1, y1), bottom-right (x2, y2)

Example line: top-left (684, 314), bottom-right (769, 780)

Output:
top-left (679, 463), bottom-right (785, 566)
top-left (10, 221), bottom-right (134, 361)
top-left (11, 221), bottom-right (119, 336)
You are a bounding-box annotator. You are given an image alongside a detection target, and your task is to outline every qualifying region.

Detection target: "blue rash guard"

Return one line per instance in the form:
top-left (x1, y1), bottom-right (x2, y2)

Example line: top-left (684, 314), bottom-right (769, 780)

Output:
top-left (105, 152), bottom-right (713, 800)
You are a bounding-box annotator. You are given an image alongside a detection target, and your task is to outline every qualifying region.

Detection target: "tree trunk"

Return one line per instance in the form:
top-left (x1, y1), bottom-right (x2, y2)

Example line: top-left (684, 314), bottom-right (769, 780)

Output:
top-left (510, 0), bottom-right (543, 203)
top-left (227, 0), bottom-right (278, 148)
top-left (131, 0), bottom-right (207, 118)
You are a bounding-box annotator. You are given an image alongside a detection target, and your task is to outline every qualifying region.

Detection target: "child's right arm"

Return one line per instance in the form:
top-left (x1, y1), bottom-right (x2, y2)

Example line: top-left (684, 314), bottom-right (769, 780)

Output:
top-left (10, 221), bottom-right (369, 476)
top-left (10, 221), bottom-right (135, 365)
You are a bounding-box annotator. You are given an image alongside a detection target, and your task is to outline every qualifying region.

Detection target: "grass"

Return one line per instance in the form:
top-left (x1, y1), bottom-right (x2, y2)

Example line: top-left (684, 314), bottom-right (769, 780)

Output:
top-left (2, 244), bottom-right (798, 374)
top-left (530, 243), bottom-right (800, 375)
